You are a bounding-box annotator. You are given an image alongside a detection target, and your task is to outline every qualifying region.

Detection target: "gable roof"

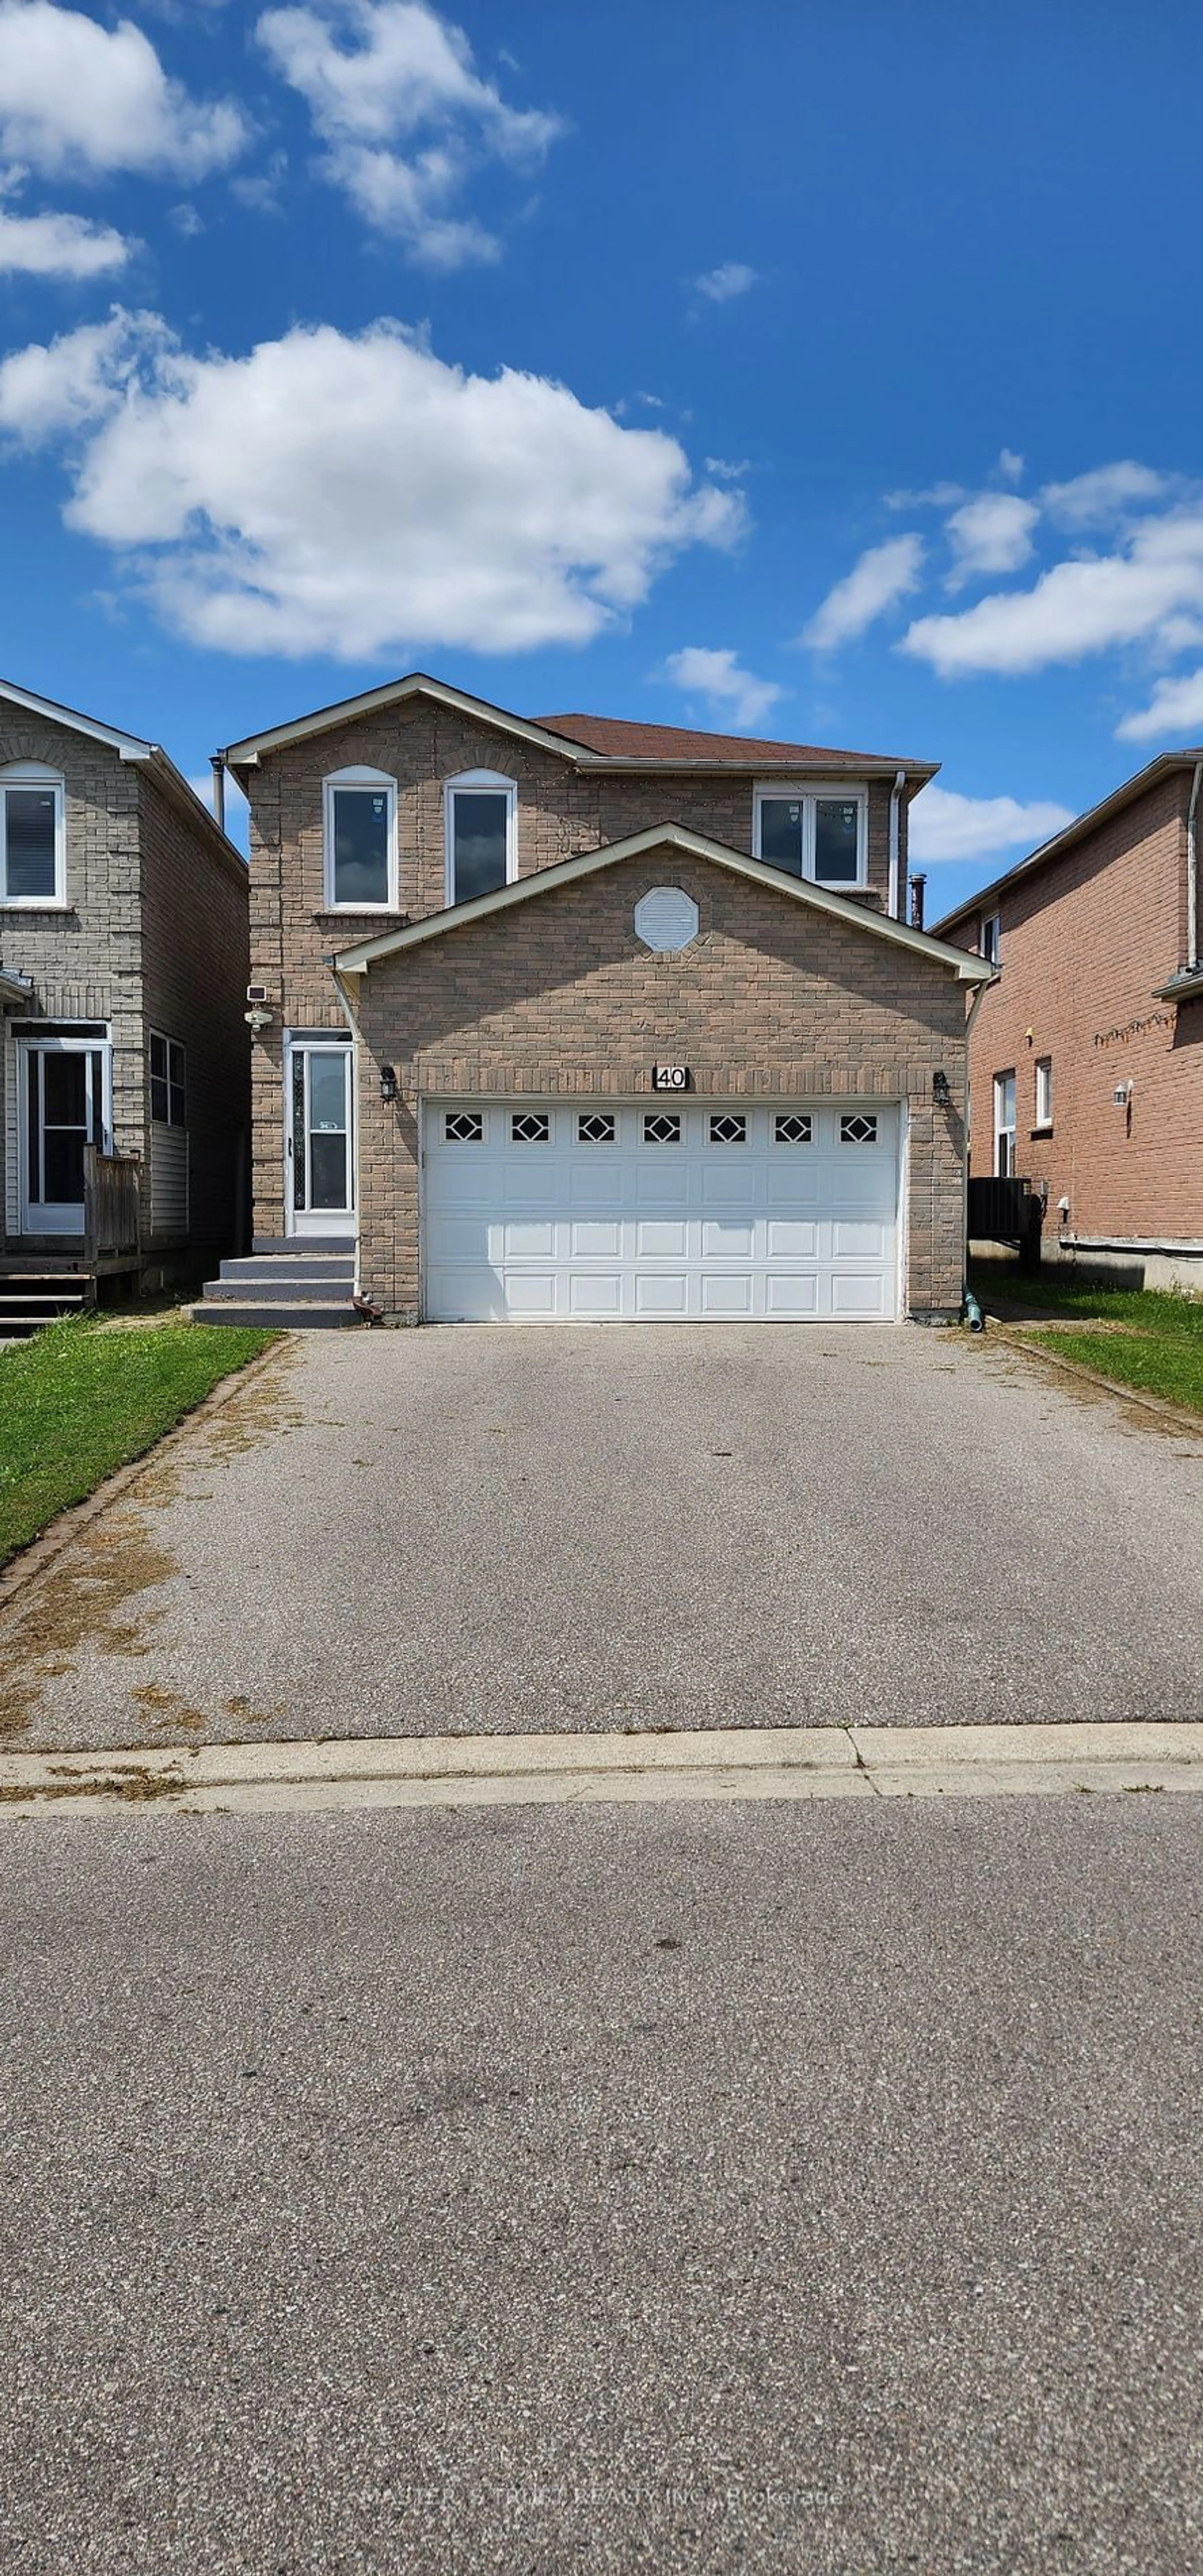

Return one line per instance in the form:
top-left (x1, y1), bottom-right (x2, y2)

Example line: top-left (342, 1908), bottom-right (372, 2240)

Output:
top-left (0, 676), bottom-right (242, 874)
top-left (334, 820), bottom-right (992, 979)
top-left (933, 749), bottom-right (1203, 939)
top-left (222, 669), bottom-right (936, 781)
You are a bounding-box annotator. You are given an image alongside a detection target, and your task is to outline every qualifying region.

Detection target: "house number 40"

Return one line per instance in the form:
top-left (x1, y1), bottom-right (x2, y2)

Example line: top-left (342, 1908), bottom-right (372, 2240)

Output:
top-left (651, 1064), bottom-right (690, 1091)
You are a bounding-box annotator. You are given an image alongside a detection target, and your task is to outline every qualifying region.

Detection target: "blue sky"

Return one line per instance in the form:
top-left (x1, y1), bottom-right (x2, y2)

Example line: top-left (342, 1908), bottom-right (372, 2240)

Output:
top-left (2, 0), bottom-right (1203, 915)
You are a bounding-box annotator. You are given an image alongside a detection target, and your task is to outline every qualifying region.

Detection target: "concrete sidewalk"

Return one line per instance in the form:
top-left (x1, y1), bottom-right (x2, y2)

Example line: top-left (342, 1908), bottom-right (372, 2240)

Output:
top-left (3, 1718), bottom-right (1200, 1819)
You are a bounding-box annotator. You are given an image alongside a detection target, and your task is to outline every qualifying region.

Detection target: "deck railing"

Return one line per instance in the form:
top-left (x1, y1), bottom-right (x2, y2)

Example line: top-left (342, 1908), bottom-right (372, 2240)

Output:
top-left (83, 1147), bottom-right (141, 1263)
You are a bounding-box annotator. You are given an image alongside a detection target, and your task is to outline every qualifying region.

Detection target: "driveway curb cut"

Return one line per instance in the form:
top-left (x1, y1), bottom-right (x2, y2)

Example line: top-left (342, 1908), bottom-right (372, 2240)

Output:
top-left (0, 1336), bottom-right (290, 1615)
top-left (2, 1720), bottom-right (1200, 1820)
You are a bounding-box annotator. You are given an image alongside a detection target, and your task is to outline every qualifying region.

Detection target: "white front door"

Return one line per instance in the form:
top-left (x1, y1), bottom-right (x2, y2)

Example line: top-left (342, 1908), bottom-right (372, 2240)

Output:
top-left (423, 1100), bottom-right (901, 1323)
top-left (287, 1039), bottom-right (355, 1236)
top-left (18, 1036), bottom-right (111, 1236)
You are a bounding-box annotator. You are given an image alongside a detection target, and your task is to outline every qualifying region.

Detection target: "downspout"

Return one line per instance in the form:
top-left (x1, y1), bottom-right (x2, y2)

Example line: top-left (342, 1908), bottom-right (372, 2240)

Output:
top-left (961, 971), bottom-right (994, 1327)
top-left (1187, 759), bottom-right (1201, 968)
top-left (329, 959), bottom-right (363, 1296)
top-left (887, 769), bottom-right (906, 919)
top-left (210, 752), bottom-right (227, 834)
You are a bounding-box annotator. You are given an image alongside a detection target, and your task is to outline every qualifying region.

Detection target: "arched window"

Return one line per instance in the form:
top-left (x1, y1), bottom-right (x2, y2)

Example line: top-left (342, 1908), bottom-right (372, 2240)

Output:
top-left (444, 770), bottom-right (517, 906)
top-left (0, 762), bottom-right (65, 906)
top-left (323, 766), bottom-right (398, 910)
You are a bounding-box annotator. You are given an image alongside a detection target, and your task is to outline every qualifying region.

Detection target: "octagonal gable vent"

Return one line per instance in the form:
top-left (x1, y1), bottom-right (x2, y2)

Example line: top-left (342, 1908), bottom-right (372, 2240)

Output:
top-left (634, 886), bottom-right (699, 953)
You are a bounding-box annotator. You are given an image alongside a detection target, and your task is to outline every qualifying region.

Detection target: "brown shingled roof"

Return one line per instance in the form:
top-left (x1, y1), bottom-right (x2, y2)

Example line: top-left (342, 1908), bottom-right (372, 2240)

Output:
top-left (532, 712), bottom-right (920, 769)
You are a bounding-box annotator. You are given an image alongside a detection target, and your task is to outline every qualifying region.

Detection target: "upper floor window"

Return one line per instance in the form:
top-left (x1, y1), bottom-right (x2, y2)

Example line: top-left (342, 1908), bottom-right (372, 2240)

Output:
top-left (445, 772), bottom-right (517, 905)
top-left (1034, 1055), bottom-right (1053, 1131)
top-left (323, 768), bottom-right (397, 910)
top-left (149, 1031), bottom-right (186, 1127)
top-left (0, 764), bottom-right (65, 906)
top-left (753, 784), bottom-right (867, 889)
top-left (979, 912), bottom-right (1001, 966)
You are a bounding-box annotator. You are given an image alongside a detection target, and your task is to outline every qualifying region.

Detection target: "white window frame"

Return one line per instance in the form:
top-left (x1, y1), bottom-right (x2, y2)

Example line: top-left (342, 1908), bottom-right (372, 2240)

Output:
top-left (1034, 1055), bottom-right (1053, 1131)
top-left (322, 767), bottom-right (398, 912)
top-left (993, 1070), bottom-right (1017, 1178)
top-left (444, 770), bottom-right (518, 907)
top-left (979, 912), bottom-right (1001, 966)
top-left (0, 763), bottom-right (66, 908)
top-left (753, 781), bottom-right (869, 890)
top-left (149, 1029), bottom-right (187, 1128)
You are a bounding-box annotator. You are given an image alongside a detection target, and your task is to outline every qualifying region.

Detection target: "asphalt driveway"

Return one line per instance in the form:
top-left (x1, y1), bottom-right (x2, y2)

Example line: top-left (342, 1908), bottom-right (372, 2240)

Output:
top-left (2, 1323), bottom-right (1202, 1750)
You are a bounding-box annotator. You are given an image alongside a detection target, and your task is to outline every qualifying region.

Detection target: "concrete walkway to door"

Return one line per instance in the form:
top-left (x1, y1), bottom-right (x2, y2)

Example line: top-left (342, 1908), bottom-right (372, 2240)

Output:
top-left (2, 1324), bottom-right (1202, 1753)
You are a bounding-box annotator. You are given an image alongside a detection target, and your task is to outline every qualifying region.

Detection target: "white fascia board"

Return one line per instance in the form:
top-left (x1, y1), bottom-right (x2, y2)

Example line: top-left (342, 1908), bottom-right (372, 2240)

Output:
top-left (335, 821), bottom-right (995, 980)
top-left (0, 967), bottom-right (35, 1004)
top-left (221, 674), bottom-right (605, 771)
top-left (0, 678), bottom-right (151, 760)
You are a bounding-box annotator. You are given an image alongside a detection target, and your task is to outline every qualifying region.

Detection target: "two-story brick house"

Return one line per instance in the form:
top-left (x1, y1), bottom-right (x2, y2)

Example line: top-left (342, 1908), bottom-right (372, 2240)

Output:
top-left (206, 672), bottom-right (989, 1329)
top-left (0, 679), bottom-right (250, 1329)
top-left (935, 751), bottom-right (1203, 1290)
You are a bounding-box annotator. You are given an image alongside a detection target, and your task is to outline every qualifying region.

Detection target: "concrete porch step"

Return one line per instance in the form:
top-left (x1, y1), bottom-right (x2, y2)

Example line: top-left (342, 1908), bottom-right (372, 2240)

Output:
top-left (219, 1253), bottom-right (355, 1282)
top-left (190, 1299), bottom-right (360, 1330)
top-left (203, 1272), bottom-right (352, 1304)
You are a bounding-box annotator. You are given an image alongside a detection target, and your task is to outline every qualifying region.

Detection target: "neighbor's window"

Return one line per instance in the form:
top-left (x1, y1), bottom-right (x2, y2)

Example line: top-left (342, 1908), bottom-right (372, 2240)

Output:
top-left (993, 1070), bottom-right (1017, 1178)
top-left (149, 1031), bottom-right (186, 1127)
top-left (1034, 1056), bottom-right (1053, 1129)
top-left (323, 768), bottom-right (397, 909)
top-left (445, 772), bottom-right (516, 905)
top-left (979, 912), bottom-right (1001, 966)
top-left (0, 764), bottom-right (64, 905)
top-left (753, 785), bottom-right (867, 888)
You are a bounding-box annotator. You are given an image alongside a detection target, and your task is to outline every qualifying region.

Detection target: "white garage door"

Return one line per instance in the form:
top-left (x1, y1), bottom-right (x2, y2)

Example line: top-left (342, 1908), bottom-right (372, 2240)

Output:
top-left (423, 1100), bottom-right (900, 1323)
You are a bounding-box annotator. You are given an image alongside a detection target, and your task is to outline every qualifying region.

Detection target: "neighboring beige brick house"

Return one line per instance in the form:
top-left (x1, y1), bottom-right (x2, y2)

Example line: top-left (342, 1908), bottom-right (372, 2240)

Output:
top-left (0, 680), bottom-right (250, 1328)
top-left (215, 672), bottom-right (989, 1328)
top-left (935, 753), bottom-right (1203, 1290)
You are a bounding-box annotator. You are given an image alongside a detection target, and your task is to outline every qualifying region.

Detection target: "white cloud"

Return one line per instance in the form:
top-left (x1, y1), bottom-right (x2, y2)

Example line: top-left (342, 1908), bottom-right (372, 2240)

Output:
top-left (0, 309), bottom-right (746, 660)
top-left (909, 782), bottom-right (1075, 865)
top-left (704, 454), bottom-right (751, 482)
top-left (884, 479), bottom-right (963, 511)
top-left (944, 492), bottom-right (1038, 588)
top-left (255, 0), bottom-right (560, 264)
top-left (799, 533), bottom-right (924, 651)
top-left (1040, 460), bottom-right (1171, 526)
top-left (1116, 667), bottom-right (1203, 743)
top-left (661, 646), bottom-right (784, 731)
top-left (997, 448), bottom-right (1024, 484)
top-left (902, 511), bottom-right (1203, 678)
top-left (693, 261), bottom-right (757, 304)
top-left (0, 0), bottom-right (248, 181)
top-left (0, 201), bottom-right (129, 277)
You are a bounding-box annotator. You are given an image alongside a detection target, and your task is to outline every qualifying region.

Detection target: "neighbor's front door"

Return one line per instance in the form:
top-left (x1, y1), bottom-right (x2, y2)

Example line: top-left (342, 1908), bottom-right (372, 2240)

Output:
top-left (287, 1039), bottom-right (355, 1236)
top-left (19, 1038), bottom-right (110, 1235)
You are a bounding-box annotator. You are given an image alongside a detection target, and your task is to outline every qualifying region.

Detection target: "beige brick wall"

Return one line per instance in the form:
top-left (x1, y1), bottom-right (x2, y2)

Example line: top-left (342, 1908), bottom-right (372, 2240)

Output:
top-left (954, 775), bottom-right (1203, 1241)
top-left (349, 848), bottom-right (967, 1321)
top-left (0, 711), bottom-right (249, 1268)
top-left (238, 697), bottom-right (910, 1239)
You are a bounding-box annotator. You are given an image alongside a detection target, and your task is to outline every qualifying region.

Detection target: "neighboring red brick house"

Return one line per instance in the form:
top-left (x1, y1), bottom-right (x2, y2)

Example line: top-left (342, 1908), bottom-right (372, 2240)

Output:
top-left (935, 753), bottom-right (1203, 1289)
top-left (206, 673), bottom-right (989, 1329)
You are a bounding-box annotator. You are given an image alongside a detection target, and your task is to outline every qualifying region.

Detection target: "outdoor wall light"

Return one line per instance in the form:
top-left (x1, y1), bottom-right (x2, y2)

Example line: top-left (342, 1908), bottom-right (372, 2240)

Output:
top-left (932, 1069), bottom-right (952, 1107)
top-left (380, 1063), bottom-right (398, 1103)
top-left (244, 1005), bottom-right (272, 1035)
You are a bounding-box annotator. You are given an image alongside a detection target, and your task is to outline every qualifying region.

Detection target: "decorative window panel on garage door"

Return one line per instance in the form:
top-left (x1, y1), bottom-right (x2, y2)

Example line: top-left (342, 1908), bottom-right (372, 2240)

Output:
top-left (422, 1101), bottom-right (900, 1323)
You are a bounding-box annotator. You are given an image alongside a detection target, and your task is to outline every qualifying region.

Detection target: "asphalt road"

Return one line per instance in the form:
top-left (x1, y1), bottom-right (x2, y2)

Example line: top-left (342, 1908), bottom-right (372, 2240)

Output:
top-left (1, 1796), bottom-right (1200, 2573)
top-left (3, 1324), bottom-right (1202, 1750)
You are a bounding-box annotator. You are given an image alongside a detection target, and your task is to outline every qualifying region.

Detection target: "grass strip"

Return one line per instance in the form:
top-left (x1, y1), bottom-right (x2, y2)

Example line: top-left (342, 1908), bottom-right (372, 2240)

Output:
top-left (1026, 1326), bottom-right (1203, 1415)
top-left (0, 1316), bottom-right (276, 1564)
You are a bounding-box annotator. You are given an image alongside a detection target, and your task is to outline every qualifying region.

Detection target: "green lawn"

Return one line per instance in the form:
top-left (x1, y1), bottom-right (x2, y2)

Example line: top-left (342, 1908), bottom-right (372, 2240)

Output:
top-left (969, 1261), bottom-right (1203, 1415)
top-left (0, 1317), bottom-right (275, 1564)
